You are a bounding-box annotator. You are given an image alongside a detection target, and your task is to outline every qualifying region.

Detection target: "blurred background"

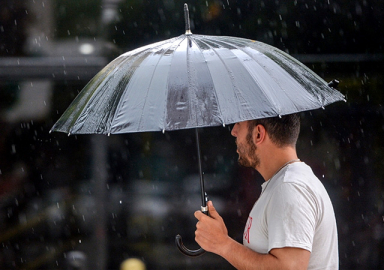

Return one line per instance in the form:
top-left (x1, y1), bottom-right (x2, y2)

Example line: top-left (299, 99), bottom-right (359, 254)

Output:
top-left (0, 0), bottom-right (383, 269)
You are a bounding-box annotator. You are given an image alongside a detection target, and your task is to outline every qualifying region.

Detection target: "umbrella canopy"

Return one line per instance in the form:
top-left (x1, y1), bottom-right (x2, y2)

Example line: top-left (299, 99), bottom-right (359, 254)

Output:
top-left (51, 33), bottom-right (344, 136)
top-left (50, 3), bottom-right (345, 258)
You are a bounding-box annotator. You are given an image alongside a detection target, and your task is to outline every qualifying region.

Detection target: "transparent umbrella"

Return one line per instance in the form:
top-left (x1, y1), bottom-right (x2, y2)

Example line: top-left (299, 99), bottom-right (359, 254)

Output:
top-left (51, 3), bottom-right (345, 257)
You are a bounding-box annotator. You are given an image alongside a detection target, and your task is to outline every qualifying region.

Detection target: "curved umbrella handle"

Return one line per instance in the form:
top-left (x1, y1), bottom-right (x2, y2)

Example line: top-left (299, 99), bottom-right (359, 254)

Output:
top-left (175, 234), bottom-right (206, 257)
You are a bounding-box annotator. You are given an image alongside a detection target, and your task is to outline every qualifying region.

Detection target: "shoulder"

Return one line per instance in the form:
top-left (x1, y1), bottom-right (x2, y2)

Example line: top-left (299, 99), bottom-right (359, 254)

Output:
top-left (279, 162), bottom-right (326, 197)
top-left (268, 162), bottom-right (329, 218)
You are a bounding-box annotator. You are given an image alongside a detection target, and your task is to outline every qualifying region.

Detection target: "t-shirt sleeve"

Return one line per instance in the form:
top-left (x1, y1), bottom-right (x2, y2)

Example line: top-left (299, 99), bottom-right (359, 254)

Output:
top-left (266, 182), bottom-right (318, 252)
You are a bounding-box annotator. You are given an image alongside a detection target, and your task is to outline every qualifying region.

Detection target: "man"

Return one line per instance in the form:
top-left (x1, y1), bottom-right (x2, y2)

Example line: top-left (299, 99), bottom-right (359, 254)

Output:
top-left (194, 114), bottom-right (338, 269)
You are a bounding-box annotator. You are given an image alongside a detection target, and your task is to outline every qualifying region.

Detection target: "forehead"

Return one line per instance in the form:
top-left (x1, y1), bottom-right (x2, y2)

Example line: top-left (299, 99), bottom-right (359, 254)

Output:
top-left (238, 121), bottom-right (250, 128)
top-left (236, 121), bottom-right (250, 132)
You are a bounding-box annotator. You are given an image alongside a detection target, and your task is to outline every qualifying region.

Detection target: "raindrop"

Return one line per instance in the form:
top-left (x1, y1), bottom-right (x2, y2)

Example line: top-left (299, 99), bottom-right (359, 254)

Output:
top-left (223, 123), bottom-right (225, 127)
top-left (108, 133), bottom-right (111, 136)
top-left (119, 200), bottom-right (122, 204)
top-left (68, 133), bottom-right (71, 136)
top-left (162, 129), bottom-right (165, 133)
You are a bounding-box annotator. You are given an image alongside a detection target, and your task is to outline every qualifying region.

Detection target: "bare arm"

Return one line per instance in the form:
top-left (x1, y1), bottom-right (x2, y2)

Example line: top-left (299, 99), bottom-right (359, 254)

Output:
top-left (194, 201), bottom-right (310, 270)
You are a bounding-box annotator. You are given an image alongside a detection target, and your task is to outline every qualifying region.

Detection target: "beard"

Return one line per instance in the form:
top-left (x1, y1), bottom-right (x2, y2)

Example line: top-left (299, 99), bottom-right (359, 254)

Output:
top-left (236, 135), bottom-right (260, 168)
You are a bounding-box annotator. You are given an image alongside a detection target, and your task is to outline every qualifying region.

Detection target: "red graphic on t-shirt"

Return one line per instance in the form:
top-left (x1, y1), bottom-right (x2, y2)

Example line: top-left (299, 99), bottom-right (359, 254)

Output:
top-left (244, 216), bottom-right (253, 244)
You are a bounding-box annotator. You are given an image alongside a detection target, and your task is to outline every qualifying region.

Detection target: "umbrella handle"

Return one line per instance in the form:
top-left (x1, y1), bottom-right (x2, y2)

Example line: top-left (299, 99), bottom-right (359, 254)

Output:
top-left (175, 199), bottom-right (209, 257)
top-left (175, 128), bottom-right (208, 257)
top-left (175, 234), bottom-right (206, 257)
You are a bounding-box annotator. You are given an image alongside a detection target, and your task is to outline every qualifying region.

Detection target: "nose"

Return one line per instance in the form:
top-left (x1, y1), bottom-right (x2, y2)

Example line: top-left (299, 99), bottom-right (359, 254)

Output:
top-left (231, 123), bottom-right (238, 137)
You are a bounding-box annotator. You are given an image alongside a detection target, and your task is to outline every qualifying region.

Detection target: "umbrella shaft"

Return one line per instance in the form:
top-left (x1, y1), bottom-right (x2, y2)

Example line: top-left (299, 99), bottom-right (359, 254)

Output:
top-left (195, 128), bottom-right (207, 209)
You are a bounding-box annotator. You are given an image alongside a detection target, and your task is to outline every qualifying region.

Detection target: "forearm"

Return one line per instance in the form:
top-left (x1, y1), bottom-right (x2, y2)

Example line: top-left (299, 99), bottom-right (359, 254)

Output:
top-left (218, 237), bottom-right (280, 270)
top-left (195, 202), bottom-right (310, 269)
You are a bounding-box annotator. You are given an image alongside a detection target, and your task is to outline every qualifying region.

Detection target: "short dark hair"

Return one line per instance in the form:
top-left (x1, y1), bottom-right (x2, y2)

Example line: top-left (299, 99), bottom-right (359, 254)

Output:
top-left (247, 113), bottom-right (300, 147)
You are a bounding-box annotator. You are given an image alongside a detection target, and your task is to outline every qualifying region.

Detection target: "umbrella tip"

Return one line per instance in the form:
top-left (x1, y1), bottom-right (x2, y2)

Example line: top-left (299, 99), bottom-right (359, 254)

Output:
top-left (184, 3), bottom-right (192, 35)
top-left (328, 79), bottom-right (339, 89)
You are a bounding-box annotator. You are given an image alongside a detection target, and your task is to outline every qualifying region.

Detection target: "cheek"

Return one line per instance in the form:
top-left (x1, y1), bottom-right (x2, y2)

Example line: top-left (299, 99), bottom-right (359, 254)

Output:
top-left (237, 143), bottom-right (248, 155)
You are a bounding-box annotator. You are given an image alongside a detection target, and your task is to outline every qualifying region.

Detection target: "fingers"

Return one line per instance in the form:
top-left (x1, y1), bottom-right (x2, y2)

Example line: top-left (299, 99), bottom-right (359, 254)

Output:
top-left (207, 201), bottom-right (220, 218)
top-left (195, 201), bottom-right (221, 220)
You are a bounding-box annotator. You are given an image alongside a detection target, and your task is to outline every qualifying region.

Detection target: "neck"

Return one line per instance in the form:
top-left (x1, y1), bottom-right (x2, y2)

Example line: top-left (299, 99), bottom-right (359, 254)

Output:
top-left (257, 146), bottom-right (299, 181)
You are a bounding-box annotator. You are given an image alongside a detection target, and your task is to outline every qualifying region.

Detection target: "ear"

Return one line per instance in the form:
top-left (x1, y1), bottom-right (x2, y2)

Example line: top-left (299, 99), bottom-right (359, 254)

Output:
top-left (252, 124), bottom-right (266, 145)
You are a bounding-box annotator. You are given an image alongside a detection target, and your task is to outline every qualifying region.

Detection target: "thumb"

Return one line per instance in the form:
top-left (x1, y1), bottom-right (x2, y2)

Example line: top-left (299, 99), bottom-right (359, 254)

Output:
top-left (207, 201), bottom-right (220, 219)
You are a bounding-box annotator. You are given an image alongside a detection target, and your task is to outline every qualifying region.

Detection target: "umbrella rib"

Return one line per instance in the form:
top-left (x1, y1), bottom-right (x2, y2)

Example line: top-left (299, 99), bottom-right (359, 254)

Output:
top-left (137, 37), bottom-right (183, 132)
top-left (225, 38), bottom-right (334, 111)
top-left (206, 36), bottom-right (283, 115)
top-left (109, 37), bottom-right (179, 133)
top-left (196, 36), bottom-right (271, 120)
top-left (250, 42), bottom-right (319, 109)
top-left (161, 36), bottom-right (189, 132)
top-left (189, 36), bottom-right (225, 126)
top-left (69, 56), bottom-right (129, 134)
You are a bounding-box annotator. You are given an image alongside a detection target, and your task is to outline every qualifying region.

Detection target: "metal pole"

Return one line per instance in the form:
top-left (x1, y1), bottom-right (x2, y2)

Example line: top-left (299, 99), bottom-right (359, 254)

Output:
top-left (195, 128), bottom-right (207, 213)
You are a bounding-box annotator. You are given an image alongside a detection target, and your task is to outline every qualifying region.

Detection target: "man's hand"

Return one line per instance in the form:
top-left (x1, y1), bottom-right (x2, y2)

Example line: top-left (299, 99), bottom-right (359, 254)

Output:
top-left (194, 201), bottom-right (230, 256)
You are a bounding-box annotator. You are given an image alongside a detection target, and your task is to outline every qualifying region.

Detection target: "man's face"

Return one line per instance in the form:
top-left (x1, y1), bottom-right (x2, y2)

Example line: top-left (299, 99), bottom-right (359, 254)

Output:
top-left (231, 121), bottom-right (260, 168)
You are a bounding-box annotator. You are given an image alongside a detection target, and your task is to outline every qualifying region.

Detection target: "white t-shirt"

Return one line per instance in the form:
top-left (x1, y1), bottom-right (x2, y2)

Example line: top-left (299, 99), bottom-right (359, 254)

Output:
top-left (243, 162), bottom-right (338, 269)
